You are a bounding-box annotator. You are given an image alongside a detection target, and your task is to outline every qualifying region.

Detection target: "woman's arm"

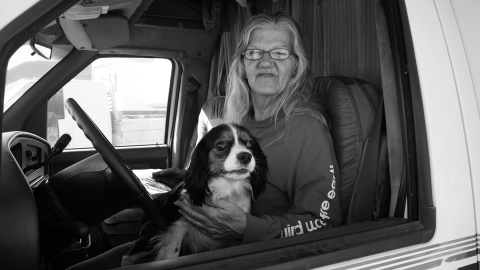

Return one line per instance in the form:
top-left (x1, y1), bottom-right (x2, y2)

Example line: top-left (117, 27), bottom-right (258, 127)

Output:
top-left (243, 124), bottom-right (341, 243)
top-left (175, 197), bottom-right (247, 240)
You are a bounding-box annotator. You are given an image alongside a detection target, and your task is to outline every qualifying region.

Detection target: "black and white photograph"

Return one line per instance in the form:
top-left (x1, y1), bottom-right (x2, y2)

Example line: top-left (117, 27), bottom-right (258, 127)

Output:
top-left (0, 0), bottom-right (479, 269)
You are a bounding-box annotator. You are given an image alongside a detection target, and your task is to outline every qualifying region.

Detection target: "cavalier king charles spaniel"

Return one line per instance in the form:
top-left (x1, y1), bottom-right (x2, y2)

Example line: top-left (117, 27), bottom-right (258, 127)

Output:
top-left (122, 123), bottom-right (268, 265)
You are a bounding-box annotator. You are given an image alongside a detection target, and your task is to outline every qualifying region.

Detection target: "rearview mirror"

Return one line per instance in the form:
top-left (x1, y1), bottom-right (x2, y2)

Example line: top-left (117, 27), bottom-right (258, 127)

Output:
top-left (30, 33), bottom-right (52, 60)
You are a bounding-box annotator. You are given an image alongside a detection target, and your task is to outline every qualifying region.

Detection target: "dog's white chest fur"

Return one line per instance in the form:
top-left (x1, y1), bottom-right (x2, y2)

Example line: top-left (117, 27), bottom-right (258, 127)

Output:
top-left (208, 176), bottom-right (253, 213)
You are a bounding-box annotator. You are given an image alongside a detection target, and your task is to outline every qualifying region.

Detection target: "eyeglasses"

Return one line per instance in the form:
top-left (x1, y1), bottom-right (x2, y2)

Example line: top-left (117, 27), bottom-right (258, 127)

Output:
top-left (242, 48), bottom-right (291, 60)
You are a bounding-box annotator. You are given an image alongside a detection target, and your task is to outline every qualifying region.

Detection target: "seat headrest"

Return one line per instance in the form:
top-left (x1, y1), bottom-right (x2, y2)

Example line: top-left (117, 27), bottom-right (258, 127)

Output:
top-left (314, 76), bottom-right (380, 224)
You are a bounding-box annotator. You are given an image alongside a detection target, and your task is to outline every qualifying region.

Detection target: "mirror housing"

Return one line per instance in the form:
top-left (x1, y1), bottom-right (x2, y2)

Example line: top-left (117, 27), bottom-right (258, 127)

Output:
top-left (29, 33), bottom-right (52, 60)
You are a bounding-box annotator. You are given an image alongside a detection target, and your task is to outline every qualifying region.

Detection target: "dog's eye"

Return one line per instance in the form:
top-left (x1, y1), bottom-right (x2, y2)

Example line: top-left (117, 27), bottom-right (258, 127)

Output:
top-left (216, 142), bottom-right (227, 151)
top-left (246, 140), bottom-right (254, 148)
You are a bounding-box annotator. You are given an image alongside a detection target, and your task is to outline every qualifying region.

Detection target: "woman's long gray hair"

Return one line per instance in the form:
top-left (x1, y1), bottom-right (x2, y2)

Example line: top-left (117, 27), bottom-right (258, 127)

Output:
top-left (223, 12), bottom-right (328, 132)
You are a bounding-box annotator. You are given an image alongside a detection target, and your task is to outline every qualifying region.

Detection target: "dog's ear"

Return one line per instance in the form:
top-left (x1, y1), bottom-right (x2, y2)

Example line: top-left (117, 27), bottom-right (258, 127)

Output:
top-left (250, 140), bottom-right (268, 199)
top-left (184, 137), bottom-right (210, 206)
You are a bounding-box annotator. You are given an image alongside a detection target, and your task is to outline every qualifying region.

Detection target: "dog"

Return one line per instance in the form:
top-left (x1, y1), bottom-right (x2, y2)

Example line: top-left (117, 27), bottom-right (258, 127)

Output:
top-left (121, 123), bottom-right (268, 265)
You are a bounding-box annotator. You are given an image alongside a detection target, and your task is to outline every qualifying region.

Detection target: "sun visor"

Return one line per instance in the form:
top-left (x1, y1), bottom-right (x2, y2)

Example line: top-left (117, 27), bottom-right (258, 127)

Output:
top-left (82, 16), bottom-right (130, 49)
top-left (59, 15), bottom-right (130, 51)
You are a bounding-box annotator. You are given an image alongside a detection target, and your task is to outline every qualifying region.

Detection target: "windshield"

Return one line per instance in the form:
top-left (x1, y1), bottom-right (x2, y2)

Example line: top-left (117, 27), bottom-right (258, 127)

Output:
top-left (4, 24), bottom-right (72, 112)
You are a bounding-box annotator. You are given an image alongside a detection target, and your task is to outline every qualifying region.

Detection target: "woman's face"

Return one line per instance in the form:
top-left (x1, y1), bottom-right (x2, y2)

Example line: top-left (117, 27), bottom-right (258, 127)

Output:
top-left (243, 28), bottom-right (297, 99)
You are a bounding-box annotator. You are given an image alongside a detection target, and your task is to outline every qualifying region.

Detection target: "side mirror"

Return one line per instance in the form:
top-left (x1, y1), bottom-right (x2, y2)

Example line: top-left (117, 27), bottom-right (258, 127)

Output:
top-left (29, 33), bottom-right (52, 60)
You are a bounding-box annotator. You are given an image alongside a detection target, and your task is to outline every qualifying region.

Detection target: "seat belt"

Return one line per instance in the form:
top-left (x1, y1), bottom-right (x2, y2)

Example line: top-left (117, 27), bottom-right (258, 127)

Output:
top-left (374, 0), bottom-right (405, 217)
top-left (347, 97), bottom-right (384, 224)
top-left (180, 76), bottom-right (201, 169)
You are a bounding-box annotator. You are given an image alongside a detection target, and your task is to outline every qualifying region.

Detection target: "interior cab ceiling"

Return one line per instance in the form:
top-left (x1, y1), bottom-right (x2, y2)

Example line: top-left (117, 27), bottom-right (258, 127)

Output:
top-left (53, 0), bottom-right (241, 60)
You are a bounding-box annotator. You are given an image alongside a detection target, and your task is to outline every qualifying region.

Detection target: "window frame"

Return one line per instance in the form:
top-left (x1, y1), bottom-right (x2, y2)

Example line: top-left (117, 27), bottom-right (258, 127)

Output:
top-left (45, 56), bottom-right (175, 149)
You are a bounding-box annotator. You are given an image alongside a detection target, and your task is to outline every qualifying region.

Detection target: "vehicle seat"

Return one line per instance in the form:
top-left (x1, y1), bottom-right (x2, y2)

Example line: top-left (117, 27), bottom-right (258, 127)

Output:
top-left (314, 76), bottom-right (390, 225)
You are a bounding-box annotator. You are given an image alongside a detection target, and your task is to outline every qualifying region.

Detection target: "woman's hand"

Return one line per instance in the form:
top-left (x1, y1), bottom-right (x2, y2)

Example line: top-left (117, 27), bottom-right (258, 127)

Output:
top-left (175, 197), bottom-right (247, 240)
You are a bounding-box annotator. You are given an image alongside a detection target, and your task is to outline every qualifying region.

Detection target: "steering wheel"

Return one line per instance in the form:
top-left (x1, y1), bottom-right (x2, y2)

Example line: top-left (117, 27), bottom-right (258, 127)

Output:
top-left (65, 98), bottom-right (166, 229)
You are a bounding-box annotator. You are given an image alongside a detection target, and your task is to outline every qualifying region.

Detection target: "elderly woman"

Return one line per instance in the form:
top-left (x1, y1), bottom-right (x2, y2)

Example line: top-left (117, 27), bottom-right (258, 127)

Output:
top-left (172, 11), bottom-right (342, 244)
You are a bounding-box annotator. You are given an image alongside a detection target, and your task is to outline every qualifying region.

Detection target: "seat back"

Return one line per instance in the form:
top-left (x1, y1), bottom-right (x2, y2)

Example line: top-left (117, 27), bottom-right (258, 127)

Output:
top-left (314, 76), bottom-right (390, 224)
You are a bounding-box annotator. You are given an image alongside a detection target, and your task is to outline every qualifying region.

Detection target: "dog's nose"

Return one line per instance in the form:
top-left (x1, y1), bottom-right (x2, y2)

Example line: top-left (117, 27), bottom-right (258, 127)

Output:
top-left (237, 152), bottom-right (252, 164)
